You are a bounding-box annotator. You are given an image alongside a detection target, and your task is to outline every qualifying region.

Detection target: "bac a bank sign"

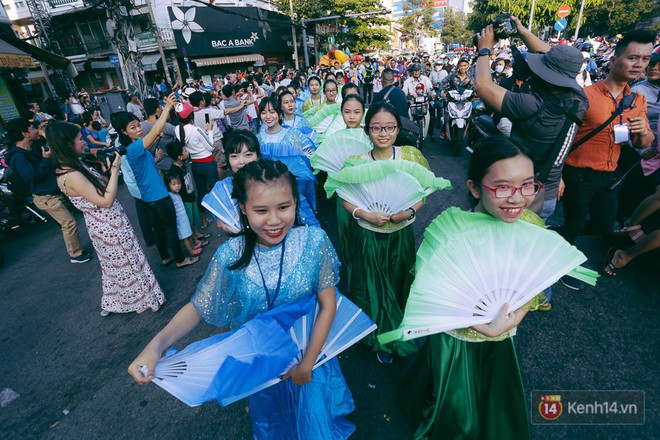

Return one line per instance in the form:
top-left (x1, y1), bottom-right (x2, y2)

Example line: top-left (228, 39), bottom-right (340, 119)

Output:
top-left (168, 6), bottom-right (291, 57)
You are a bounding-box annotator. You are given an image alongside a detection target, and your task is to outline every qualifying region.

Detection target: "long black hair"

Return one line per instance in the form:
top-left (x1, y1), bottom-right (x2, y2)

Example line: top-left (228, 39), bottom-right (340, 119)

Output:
top-left (340, 94), bottom-right (365, 112)
top-left (229, 159), bottom-right (299, 270)
top-left (363, 102), bottom-right (402, 136)
top-left (45, 121), bottom-right (107, 196)
top-left (467, 135), bottom-right (533, 206)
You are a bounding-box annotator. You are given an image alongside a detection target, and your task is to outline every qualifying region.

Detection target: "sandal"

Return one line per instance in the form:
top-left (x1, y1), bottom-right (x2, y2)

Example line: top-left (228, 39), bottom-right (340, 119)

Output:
top-left (162, 256), bottom-right (174, 266)
top-left (612, 224), bottom-right (644, 243)
top-left (136, 307), bottom-right (149, 314)
top-left (197, 233), bottom-right (211, 240)
top-left (603, 248), bottom-right (623, 277)
top-left (190, 247), bottom-right (202, 256)
top-left (176, 256), bottom-right (199, 268)
top-left (195, 240), bottom-right (209, 248)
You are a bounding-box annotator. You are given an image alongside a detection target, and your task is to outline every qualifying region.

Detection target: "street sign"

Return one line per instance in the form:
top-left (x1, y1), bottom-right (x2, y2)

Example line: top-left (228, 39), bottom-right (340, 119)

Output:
top-left (554, 19), bottom-right (568, 32)
top-left (557, 4), bottom-right (571, 18)
top-left (109, 54), bottom-right (120, 66)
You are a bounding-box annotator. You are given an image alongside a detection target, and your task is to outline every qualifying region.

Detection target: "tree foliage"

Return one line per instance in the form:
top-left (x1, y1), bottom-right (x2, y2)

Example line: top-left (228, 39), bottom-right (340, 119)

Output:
top-left (579, 0), bottom-right (660, 35)
top-left (396, 0), bottom-right (439, 51)
top-left (275, 0), bottom-right (392, 51)
top-left (442, 7), bottom-right (472, 46)
top-left (467, 0), bottom-right (606, 35)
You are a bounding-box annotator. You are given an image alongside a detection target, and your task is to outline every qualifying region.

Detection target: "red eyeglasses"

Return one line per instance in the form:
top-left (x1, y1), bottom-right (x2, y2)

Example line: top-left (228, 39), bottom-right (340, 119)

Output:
top-left (481, 181), bottom-right (543, 198)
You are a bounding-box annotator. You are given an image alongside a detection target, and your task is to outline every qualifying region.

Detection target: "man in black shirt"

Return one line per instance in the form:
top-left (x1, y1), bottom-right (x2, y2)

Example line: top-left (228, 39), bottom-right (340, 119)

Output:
top-left (371, 68), bottom-right (409, 119)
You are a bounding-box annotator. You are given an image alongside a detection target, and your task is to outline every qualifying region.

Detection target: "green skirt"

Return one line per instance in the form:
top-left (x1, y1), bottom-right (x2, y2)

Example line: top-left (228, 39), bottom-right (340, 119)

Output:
top-left (404, 333), bottom-right (531, 440)
top-left (343, 216), bottom-right (418, 356)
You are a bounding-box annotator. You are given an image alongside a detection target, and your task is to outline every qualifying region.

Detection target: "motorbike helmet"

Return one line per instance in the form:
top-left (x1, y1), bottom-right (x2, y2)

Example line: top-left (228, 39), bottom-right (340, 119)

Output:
top-left (408, 62), bottom-right (422, 72)
top-left (559, 38), bottom-right (568, 45)
top-left (651, 45), bottom-right (660, 64)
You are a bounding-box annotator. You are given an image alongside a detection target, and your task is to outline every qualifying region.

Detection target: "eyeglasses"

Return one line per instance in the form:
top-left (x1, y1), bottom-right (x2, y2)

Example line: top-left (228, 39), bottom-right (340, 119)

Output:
top-left (325, 89), bottom-right (338, 94)
top-left (482, 181), bottom-right (543, 198)
top-left (369, 125), bottom-right (398, 134)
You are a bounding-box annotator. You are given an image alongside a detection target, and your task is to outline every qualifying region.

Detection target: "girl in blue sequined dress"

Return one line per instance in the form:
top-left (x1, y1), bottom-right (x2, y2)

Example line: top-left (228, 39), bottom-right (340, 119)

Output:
top-left (129, 160), bottom-right (354, 439)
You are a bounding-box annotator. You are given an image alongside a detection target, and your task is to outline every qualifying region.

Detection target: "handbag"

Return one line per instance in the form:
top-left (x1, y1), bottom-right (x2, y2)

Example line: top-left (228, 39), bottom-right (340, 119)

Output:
top-left (382, 87), bottom-right (421, 147)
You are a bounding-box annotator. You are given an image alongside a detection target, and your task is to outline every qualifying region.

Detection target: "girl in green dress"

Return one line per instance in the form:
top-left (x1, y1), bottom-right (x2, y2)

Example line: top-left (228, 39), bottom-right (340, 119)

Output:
top-left (339, 103), bottom-right (429, 364)
top-left (406, 136), bottom-right (546, 440)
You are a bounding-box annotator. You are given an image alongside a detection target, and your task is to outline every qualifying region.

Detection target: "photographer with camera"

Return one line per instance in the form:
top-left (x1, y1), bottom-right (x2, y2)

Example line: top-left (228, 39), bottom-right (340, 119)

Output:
top-left (475, 15), bottom-right (589, 221)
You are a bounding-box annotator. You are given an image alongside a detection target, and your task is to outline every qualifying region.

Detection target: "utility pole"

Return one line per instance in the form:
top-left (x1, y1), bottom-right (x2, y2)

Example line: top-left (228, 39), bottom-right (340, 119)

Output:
top-left (288, 0), bottom-right (299, 70)
top-left (528, 0), bottom-right (536, 30)
top-left (144, 0), bottom-right (173, 85)
top-left (574, 0), bottom-right (587, 40)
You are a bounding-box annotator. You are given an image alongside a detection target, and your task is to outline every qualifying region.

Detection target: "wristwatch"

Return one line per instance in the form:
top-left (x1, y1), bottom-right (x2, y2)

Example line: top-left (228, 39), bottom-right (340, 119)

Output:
top-left (478, 48), bottom-right (492, 57)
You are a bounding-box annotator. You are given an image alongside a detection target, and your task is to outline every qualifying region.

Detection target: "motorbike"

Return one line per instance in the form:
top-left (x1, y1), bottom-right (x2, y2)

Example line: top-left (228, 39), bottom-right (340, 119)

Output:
top-left (443, 87), bottom-right (474, 156)
top-left (0, 149), bottom-right (48, 226)
top-left (407, 93), bottom-right (429, 150)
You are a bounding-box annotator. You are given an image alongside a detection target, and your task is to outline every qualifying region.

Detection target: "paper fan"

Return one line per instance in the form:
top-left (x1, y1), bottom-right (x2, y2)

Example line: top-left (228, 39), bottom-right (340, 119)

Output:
top-left (378, 208), bottom-right (600, 344)
top-left (145, 291), bottom-right (376, 407)
top-left (324, 159), bottom-right (452, 198)
top-left (335, 171), bottom-right (430, 216)
top-left (309, 103), bottom-right (340, 132)
top-left (310, 129), bottom-right (372, 174)
top-left (201, 179), bottom-right (241, 232)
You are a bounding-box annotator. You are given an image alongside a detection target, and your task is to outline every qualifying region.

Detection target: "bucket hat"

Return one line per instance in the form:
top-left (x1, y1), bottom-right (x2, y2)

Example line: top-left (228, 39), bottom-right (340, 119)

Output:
top-left (525, 45), bottom-right (583, 92)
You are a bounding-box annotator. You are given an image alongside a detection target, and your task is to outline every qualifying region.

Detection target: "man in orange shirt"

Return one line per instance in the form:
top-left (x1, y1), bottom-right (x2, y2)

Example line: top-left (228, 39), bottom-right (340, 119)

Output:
top-left (560, 30), bottom-right (655, 289)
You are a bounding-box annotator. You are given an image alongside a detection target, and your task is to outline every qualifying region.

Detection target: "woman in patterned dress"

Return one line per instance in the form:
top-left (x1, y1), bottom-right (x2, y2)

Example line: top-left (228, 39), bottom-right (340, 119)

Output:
top-left (46, 121), bottom-right (165, 317)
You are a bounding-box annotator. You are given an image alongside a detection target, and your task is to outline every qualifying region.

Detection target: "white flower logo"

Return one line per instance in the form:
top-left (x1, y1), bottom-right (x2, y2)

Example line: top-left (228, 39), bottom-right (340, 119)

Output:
top-left (171, 6), bottom-right (204, 44)
top-left (250, 32), bottom-right (259, 41)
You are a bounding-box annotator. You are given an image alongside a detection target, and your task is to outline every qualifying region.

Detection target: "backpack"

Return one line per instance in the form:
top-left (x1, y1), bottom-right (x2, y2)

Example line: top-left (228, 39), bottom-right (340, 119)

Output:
top-left (4, 158), bottom-right (31, 200)
top-left (364, 66), bottom-right (374, 84)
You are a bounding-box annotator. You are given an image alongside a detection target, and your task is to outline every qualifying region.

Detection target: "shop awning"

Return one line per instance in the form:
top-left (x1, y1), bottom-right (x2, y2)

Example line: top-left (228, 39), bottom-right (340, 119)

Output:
top-left (0, 39), bottom-right (35, 68)
top-left (0, 26), bottom-right (77, 76)
top-left (141, 53), bottom-right (162, 72)
top-left (192, 54), bottom-right (264, 67)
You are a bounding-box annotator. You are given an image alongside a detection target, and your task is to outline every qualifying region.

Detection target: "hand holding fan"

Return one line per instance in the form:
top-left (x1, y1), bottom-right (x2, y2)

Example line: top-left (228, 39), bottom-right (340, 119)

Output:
top-left (310, 129), bottom-right (373, 174)
top-left (378, 208), bottom-right (599, 344)
top-left (143, 291), bottom-right (376, 407)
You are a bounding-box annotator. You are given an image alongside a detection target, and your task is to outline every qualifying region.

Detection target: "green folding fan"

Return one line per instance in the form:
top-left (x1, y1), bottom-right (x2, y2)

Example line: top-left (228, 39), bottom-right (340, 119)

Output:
top-left (310, 129), bottom-right (372, 174)
top-left (378, 207), bottom-right (599, 344)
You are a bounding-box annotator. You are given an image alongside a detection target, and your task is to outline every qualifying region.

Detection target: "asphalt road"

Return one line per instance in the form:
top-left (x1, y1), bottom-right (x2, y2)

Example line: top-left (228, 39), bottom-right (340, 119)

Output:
top-left (0, 138), bottom-right (658, 440)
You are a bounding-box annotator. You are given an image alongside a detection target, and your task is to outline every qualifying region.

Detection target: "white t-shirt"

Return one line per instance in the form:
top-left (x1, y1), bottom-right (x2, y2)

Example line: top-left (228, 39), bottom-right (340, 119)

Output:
top-left (174, 124), bottom-right (214, 160)
top-left (193, 107), bottom-right (225, 142)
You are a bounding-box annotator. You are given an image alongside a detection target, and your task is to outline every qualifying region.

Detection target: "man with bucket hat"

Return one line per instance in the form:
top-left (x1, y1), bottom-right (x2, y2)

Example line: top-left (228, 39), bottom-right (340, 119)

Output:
top-left (475, 16), bottom-right (589, 221)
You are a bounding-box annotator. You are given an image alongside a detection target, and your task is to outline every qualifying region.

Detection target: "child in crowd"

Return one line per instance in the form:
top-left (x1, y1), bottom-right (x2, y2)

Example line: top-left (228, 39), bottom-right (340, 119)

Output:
top-left (164, 173), bottom-right (205, 257)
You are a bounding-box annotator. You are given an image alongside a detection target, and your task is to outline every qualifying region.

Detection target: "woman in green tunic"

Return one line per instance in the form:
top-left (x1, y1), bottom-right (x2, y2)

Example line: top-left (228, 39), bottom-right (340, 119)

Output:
top-left (338, 103), bottom-right (430, 364)
top-left (406, 136), bottom-right (546, 440)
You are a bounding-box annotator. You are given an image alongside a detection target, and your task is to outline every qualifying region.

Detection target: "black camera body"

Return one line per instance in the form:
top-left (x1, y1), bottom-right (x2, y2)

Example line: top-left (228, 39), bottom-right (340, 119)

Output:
top-left (473, 12), bottom-right (518, 48)
top-left (96, 145), bottom-right (127, 164)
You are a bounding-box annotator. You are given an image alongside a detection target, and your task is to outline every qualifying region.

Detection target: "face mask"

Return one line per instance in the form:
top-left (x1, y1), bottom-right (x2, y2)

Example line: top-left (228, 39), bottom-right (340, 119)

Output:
top-left (443, 60), bottom-right (448, 65)
top-left (495, 65), bottom-right (505, 73)
top-left (580, 64), bottom-right (587, 72)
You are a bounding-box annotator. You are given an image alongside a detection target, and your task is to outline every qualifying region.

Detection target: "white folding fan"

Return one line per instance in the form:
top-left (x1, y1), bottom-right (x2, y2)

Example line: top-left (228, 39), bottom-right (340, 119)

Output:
top-left (310, 130), bottom-right (372, 174)
top-left (144, 291), bottom-right (376, 407)
top-left (335, 171), bottom-right (432, 218)
top-left (378, 207), bottom-right (600, 344)
top-left (201, 180), bottom-right (241, 233)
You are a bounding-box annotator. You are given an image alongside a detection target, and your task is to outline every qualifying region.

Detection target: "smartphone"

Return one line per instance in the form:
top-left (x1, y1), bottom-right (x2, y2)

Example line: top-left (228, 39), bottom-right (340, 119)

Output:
top-left (205, 113), bottom-right (210, 124)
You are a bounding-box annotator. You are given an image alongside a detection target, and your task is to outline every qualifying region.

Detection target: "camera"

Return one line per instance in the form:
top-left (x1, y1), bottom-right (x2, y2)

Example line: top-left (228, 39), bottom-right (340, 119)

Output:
top-left (473, 12), bottom-right (518, 48)
top-left (96, 145), bottom-right (127, 164)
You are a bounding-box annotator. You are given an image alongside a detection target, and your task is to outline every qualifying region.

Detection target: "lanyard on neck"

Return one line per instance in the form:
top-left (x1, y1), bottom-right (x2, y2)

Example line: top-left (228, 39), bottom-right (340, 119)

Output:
top-left (609, 91), bottom-right (627, 125)
top-left (254, 238), bottom-right (286, 310)
top-left (371, 146), bottom-right (396, 161)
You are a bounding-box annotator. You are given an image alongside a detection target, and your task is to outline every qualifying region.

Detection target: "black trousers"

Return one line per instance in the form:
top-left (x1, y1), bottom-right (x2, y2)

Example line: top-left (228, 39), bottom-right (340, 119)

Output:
top-left (146, 196), bottom-right (185, 263)
top-left (134, 197), bottom-right (155, 247)
top-left (560, 165), bottom-right (618, 245)
top-left (362, 83), bottom-right (373, 105)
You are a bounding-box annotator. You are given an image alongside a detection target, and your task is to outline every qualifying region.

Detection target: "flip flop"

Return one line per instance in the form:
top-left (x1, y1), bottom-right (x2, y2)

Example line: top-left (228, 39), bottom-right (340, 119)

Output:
top-left (162, 256), bottom-right (174, 266)
top-left (612, 224), bottom-right (644, 243)
top-left (176, 256), bottom-right (199, 268)
top-left (603, 248), bottom-right (621, 277)
top-left (197, 233), bottom-right (212, 240)
top-left (190, 248), bottom-right (202, 257)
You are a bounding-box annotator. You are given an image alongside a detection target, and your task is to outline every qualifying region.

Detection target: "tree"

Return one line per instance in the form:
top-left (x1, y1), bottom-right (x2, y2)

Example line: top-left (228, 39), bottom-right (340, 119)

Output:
top-left (275, 0), bottom-right (392, 52)
top-left (398, 0), bottom-right (439, 52)
top-left (442, 7), bottom-right (472, 47)
top-left (579, 0), bottom-right (660, 36)
top-left (466, 0), bottom-right (606, 35)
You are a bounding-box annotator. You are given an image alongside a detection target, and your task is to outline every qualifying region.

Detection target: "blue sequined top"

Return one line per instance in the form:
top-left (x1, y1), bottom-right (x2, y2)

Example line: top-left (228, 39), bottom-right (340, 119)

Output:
top-left (191, 226), bottom-right (340, 330)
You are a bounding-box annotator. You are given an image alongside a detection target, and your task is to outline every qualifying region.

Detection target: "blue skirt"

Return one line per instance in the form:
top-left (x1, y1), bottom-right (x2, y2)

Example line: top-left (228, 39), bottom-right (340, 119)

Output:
top-left (248, 356), bottom-right (355, 440)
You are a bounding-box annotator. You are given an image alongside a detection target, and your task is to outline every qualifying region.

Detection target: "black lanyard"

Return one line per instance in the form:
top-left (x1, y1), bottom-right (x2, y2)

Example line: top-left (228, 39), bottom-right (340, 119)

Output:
top-left (254, 238), bottom-right (286, 310)
top-left (608, 91), bottom-right (627, 125)
top-left (371, 146), bottom-right (396, 161)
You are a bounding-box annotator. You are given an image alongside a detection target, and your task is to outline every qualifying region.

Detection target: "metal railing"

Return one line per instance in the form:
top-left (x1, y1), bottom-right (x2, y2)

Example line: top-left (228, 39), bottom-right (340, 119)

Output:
top-left (48, 0), bottom-right (79, 7)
